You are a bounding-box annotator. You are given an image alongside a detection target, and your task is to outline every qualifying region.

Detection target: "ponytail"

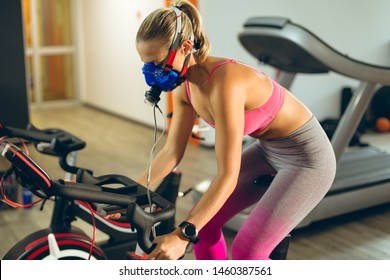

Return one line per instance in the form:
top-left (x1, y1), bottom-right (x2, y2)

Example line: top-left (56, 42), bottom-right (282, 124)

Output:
top-left (172, 0), bottom-right (211, 63)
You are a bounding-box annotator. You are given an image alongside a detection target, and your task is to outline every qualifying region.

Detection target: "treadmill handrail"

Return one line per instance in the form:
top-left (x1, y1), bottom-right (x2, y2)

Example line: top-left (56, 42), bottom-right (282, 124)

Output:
top-left (239, 17), bottom-right (390, 85)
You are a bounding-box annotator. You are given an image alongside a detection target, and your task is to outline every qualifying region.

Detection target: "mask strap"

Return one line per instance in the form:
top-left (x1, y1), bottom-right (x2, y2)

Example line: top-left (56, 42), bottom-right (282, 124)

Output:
top-left (179, 52), bottom-right (191, 79)
top-left (164, 6), bottom-right (194, 84)
top-left (164, 6), bottom-right (183, 73)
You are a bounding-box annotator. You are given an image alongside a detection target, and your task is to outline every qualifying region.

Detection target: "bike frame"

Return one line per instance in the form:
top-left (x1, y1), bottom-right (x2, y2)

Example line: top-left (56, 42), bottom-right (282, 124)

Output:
top-left (0, 121), bottom-right (180, 260)
top-left (1, 120), bottom-right (290, 260)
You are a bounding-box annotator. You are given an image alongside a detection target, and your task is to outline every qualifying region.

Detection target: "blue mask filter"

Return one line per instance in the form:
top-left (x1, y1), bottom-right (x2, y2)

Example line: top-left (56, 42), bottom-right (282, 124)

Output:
top-left (142, 62), bottom-right (182, 92)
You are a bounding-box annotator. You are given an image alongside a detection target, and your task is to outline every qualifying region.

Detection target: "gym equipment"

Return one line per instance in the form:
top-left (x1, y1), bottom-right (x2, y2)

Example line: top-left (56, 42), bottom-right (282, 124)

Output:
top-left (0, 121), bottom-right (179, 259)
top-left (0, 140), bottom-right (176, 259)
top-left (1, 121), bottom-right (290, 259)
top-left (234, 17), bottom-right (390, 228)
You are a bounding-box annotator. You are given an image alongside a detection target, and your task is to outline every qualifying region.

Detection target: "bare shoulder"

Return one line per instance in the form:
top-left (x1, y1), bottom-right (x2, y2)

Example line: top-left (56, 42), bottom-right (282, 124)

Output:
top-left (172, 82), bottom-right (191, 105)
top-left (207, 58), bottom-right (264, 86)
top-left (207, 60), bottom-right (265, 96)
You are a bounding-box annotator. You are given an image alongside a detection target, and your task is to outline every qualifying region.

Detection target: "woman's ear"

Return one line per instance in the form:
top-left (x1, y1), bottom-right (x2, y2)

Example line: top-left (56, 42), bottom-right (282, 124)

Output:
top-left (181, 40), bottom-right (194, 55)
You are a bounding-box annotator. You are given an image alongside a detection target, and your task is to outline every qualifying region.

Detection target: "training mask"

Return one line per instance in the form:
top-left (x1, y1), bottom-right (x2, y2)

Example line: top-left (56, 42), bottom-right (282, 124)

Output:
top-left (143, 6), bottom-right (194, 105)
top-left (142, 62), bottom-right (184, 92)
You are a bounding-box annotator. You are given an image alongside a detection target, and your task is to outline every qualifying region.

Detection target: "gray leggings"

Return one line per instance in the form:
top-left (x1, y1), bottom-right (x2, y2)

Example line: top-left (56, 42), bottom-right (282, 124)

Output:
top-left (194, 117), bottom-right (337, 259)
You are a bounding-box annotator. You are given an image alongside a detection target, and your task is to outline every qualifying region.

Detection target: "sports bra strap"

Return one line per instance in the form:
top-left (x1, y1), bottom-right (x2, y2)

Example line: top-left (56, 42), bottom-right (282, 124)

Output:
top-left (207, 59), bottom-right (238, 82)
top-left (185, 81), bottom-right (192, 104)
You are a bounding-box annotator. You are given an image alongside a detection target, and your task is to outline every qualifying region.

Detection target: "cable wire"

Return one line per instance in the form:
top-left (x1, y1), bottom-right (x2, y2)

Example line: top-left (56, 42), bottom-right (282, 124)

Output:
top-left (145, 104), bottom-right (166, 239)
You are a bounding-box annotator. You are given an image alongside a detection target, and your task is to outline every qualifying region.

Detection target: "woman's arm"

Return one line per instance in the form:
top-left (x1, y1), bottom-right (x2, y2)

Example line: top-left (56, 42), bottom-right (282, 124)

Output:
top-left (147, 66), bottom-right (251, 260)
top-left (137, 84), bottom-right (197, 187)
top-left (183, 73), bottom-right (247, 231)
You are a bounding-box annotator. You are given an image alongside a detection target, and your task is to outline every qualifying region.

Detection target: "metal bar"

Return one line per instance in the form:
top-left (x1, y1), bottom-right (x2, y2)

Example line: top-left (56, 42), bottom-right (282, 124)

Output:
top-left (331, 82), bottom-right (378, 162)
top-left (275, 71), bottom-right (296, 89)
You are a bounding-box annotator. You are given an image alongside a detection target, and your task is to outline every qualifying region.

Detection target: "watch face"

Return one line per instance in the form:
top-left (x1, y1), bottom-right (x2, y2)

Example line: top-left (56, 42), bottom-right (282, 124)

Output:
top-left (184, 225), bottom-right (196, 237)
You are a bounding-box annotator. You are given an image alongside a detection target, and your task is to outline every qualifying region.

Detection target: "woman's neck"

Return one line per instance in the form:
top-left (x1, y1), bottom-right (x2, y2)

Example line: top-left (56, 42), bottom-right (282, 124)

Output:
top-left (186, 55), bottom-right (211, 85)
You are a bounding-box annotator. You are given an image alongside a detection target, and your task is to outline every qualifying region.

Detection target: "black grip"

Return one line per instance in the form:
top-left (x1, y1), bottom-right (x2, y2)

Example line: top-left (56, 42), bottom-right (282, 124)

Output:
top-left (126, 203), bottom-right (157, 254)
top-left (1, 122), bottom-right (86, 152)
top-left (50, 134), bottom-right (86, 155)
top-left (76, 168), bottom-right (176, 253)
top-left (76, 169), bottom-right (139, 194)
top-left (76, 168), bottom-right (99, 184)
top-left (52, 181), bottom-right (137, 206)
top-left (126, 192), bottom-right (175, 254)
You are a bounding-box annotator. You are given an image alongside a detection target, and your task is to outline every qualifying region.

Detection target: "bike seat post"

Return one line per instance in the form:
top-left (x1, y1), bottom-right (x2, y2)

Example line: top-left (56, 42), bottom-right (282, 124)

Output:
top-left (64, 151), bottom-right (77, 181)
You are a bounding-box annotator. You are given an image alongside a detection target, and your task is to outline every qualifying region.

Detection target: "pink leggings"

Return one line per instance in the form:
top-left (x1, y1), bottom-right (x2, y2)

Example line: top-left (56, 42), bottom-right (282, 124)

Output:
top-left (193, 117), bottom-right (336, 260)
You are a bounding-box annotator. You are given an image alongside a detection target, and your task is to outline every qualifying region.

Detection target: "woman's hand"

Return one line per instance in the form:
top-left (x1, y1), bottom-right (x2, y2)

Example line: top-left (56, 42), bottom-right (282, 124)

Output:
top-left (148, 229), bottom-right (189, 260)
top-left (104, 213), bottom-right (122, 220)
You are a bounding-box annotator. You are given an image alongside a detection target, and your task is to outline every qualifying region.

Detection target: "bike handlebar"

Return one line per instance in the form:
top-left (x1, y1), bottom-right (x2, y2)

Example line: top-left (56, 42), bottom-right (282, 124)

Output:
top-left (0, 141), bottom-right (175, 254)
top-left (76, 169), bottom-right (176, 253)
top-left (0, 121), bottom-right (88, 174)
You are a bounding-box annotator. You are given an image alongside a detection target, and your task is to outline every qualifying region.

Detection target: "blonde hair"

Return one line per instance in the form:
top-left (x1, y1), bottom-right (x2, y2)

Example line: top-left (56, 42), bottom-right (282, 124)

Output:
top-left (136, 0), bottom-right (211, 63)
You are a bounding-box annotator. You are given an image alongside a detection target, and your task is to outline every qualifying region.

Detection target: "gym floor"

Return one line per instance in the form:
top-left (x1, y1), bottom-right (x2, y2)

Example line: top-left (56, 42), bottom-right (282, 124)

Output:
top-left (1, 105), bottom-right (389, 259)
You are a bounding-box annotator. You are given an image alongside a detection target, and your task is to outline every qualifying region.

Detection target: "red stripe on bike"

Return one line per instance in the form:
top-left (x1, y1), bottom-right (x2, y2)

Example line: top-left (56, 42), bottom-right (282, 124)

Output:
top-left (26, 239), bottom-right (103, 259)
top-left (25, 233), bottom-right (91, 251)
top-left (8, 145), bottom-right (51, 188)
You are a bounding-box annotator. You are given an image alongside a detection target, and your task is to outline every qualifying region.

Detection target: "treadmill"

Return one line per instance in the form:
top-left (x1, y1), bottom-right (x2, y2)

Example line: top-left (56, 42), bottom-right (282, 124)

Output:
top-left (226, 17), bottom-right (390, 229)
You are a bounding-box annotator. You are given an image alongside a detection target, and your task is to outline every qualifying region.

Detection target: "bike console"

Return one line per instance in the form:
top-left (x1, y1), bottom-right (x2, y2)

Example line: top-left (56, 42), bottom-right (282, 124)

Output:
top-left (1, 141), bottom-right (52, 198)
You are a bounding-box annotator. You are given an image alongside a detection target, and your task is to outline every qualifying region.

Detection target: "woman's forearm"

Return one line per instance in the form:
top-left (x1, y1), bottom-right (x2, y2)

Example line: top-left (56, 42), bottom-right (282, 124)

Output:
top-left (184, 174), bottom-right (237, 231)
top-left (136, 148), bottom-right (180, 187)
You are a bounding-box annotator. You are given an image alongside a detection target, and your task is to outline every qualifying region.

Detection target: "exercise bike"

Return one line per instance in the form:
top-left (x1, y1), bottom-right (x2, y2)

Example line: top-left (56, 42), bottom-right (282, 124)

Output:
top-left (0, 121), bottom-right (181, 260)
top-left (1, 121), bottom-right (290, 260)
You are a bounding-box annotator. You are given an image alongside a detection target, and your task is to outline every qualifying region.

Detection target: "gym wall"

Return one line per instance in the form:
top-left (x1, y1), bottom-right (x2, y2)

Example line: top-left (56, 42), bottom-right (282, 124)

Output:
top-left (77, 0), bottom-right (390, 126)
top-left (78, 0), bottom-right (166, 128)
top-left (200, 0), bottom-right (390, 121)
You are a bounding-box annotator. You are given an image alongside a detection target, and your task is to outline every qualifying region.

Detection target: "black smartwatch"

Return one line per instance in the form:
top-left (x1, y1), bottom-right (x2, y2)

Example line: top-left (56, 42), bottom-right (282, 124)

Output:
top-left (178, 221), bottom-right (200, 244)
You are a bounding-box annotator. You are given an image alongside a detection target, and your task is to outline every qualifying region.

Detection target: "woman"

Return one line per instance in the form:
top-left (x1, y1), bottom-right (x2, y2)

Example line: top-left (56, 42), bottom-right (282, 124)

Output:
top-left (135, 0), bottom-right (336, 260)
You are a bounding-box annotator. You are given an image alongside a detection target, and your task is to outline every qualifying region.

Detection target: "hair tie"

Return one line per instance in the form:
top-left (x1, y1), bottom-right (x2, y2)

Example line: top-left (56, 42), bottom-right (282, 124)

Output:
top-left (194, 41), bottom-right (201, 50)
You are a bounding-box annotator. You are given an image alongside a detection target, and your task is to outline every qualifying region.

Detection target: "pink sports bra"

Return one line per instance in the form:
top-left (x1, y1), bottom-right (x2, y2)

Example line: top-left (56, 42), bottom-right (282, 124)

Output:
top-left (185, 59), bottom-right (285, 136)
